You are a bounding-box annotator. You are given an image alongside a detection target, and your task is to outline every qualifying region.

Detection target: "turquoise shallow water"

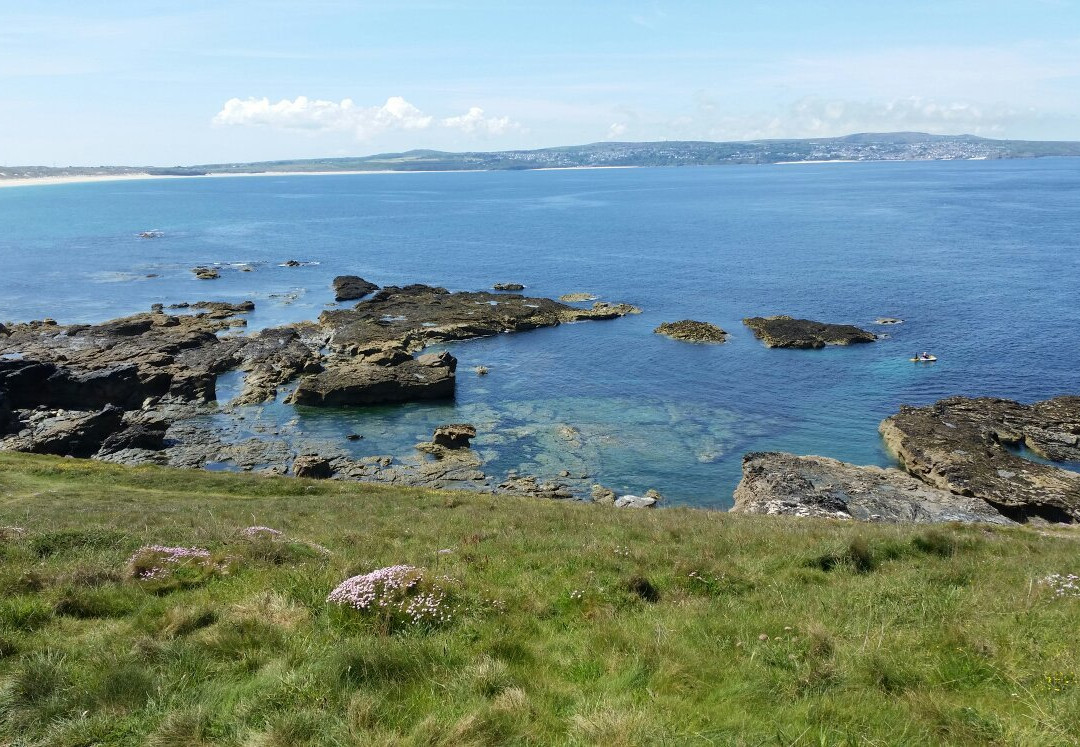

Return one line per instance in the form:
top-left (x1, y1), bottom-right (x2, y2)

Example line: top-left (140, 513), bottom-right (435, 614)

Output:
top-left (1, 159), bottom-right (1078, 507)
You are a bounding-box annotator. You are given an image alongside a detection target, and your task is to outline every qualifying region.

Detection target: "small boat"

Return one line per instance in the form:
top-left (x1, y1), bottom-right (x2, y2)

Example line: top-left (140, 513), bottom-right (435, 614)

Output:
top-left (910, 354), bottom-right (937, 362)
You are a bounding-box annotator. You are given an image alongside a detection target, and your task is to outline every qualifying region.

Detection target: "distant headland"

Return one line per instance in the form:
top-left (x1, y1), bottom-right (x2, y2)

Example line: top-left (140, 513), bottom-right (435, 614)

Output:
top-left (3, 132), bottom-right (1080, 186)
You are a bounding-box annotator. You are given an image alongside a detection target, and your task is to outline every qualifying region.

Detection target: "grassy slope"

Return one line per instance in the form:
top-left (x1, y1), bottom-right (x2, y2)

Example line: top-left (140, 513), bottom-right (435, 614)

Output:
top-left (0, 452), bottom-right (1078, 746)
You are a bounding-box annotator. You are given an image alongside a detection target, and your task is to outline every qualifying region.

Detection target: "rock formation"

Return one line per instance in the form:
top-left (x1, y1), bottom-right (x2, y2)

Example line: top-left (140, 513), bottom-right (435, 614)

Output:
top-left (332, 275), bottom-right (379, 302)
top-left (731, 452), bottom-right (1012, 524)
top-left (493, 283), bottom-right (525, 291)
top-left (0, 282), bottom-right (639, 494)
top-left (430, 423), bottom-right (477, 449)
top-left (654, 320), bottom-right (729, 343)
top-left (879, 396), bottom-right (1080, 522)
top-left (742, 316), bottom-right (876, 348)
top-left (290, 350), bottom-right (456, 407)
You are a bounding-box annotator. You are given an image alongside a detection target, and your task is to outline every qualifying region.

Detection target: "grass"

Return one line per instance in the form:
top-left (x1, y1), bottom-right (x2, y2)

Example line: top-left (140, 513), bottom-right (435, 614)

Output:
top-left (0, 451), bottom-right (1078, 745)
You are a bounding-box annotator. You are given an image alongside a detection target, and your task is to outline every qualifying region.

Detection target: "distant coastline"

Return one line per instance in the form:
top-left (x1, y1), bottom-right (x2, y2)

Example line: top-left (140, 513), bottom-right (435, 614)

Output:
top-left (3, 132), bottom-right (1078, 188)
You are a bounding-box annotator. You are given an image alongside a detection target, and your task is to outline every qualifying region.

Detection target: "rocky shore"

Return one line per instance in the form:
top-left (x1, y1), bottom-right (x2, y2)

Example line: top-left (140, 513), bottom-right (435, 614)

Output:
top-left (0, 281), bottom-right (647, 502)
top-left (732, 395), bottom-right (1080, 525)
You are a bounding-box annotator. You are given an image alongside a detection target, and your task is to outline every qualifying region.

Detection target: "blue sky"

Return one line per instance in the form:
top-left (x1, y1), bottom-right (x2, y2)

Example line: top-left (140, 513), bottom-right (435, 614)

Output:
top-left (2, 1), bottom-right (1078, 165)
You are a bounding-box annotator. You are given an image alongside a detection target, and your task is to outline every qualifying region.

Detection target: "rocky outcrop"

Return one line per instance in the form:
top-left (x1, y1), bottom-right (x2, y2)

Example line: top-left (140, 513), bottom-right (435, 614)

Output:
top-left (23, 406), bottom-right (126, 458)
top-left (493, 283), bottom-right (525, 291)
top-left (320, 285), bottom-right (639, 354)
top-left (559, 293), bottom-right (597, 302)
top-left (498, 474), bottom-right (574, 500)
top-left (293, 455), bottom-right (334, 479)
top-left (732, 452), bottom-right (1013, 524)
top-left (290, 350), bottom-right (456, 407)
top-left (0, 282), bottom-right (637, 477)
top-left (591, 484), bottom-right (617, 505)
top-left (880, 396), bottom-right (1080, 523)
top-left (743, 316), bottom-right (877, 349)
top-left (192, 267), bottom-right (220, 280)
top-left (99, 422), bottom-right (168, 454)
top-left (333, 276), bottom-right (379, 302)
top-left (654, 320), bottom-right (728, 343)
top-left (615, 492), bottom-right (660, 509)
top-left (429, 423), bottom-right (476, 449)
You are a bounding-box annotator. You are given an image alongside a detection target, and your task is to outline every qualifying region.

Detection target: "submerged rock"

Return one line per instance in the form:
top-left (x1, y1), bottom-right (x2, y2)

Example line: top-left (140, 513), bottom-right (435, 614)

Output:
top-left (559, 292), bottom-right (598, 302)
top-left (874, 317), bottom-right (904, 325)
top-left (880, 396), bottom-right (1080, 523)
top-left (742, 315), bottom-right (876, 349)
top-left (731, 452), bottom-right (1012, 524)
top-left (332, 275), bottom-right (379, 302)
top-left (654, 320), bottom-right (728, 343)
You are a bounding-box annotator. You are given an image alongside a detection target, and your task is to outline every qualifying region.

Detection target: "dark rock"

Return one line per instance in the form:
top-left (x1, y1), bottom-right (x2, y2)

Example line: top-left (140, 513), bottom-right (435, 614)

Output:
top-left (192, 267), bottom-right (220, 280)
top-left (333, 275), bottom-right (379, 302)
top-left (654, 320), bottom-right (728, 343)
top-left (346, 433), bottom-right (363, 441)
top-left (880, 396), bottom-right (1080, 523)
top-left (431, 423), bottom-right (476, 449)
top-left (293, 454), bottom-right (334, 479)
top-left (189, 300), bottom-right (255, 314)
top-left (0, 323), bottom-right (8, 336)
top-left (731, 452), bottom-right (1013, 524)
top-left (99, 422), bottom-right (168, 454)
top-left (743, 316), bottom-right (877, 348)
top-left (319, 284), bottom-right (639, 354)
top-left (493, 283), bottom-right (525, 291)
top-left (26, 405), bottom-right (125, 458)
top-left (289, 352), bottom-right (457, 407)
top-left (0, 389), bottom-right (14, 434)
top-left (282, 260), bottom-right (303, 267)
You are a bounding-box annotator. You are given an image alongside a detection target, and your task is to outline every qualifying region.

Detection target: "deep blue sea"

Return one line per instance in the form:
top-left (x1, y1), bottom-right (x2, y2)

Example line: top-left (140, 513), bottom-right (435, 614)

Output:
top-left (2, 159), bottom-right (1078, 508)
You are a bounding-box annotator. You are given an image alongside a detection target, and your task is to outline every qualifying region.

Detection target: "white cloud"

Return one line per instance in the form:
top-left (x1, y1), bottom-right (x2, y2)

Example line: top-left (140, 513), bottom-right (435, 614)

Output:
top-left (441, 106), bottom-right (521, 136)
top-left (213, 96), bottom-right (520, 141)
top-left (645, 95), bottom-right (1048, 143)
top-left (606, 122), bottom-right (628, 139)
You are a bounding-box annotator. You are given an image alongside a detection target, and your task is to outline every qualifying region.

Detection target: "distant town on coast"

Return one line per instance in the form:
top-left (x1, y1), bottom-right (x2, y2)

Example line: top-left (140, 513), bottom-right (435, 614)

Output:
top-left (4, 131), bottom-right (1080, 182)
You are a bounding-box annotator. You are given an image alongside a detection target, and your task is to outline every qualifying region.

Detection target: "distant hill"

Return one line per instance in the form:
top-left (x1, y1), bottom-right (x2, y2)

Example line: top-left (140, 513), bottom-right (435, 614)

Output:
top-left (4, 132), bottom-right (1080, 180)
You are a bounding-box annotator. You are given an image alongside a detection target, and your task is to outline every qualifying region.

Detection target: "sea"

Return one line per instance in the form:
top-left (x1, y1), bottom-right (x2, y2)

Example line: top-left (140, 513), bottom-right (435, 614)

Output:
top-left (1, 159), bottom-right (1078, 508)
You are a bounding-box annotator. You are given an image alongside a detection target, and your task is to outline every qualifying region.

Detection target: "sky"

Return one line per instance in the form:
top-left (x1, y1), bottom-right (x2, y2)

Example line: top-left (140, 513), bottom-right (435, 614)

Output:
top-left (2, 0), bottom-right (1079, 165)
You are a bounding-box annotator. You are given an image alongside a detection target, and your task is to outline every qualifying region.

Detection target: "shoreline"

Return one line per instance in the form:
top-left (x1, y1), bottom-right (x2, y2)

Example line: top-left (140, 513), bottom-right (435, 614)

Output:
top-left (0, 165), bottom-right (642, 190)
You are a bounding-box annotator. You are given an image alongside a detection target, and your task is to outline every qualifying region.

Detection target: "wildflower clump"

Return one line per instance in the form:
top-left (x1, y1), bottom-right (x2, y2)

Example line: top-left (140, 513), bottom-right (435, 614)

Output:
top-left (1042, 573), bottom-right (1080, 598)
top-left (126, 545), bottom-right (227, 589)
top-left (327, 565), bottom-right (454, 631)
top-left (239, 526), bottom-right (283, 538)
